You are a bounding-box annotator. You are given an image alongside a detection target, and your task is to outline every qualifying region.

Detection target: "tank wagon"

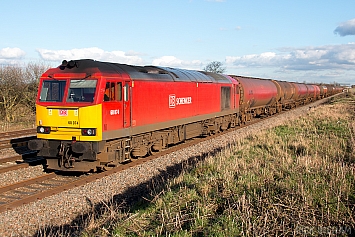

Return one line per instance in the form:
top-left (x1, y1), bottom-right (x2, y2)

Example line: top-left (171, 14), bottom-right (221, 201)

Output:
top-left (28, 59), bottom-right (342, 172)
top-left (272, 81), bottom-right (295, 109)
top-left (228, 76), bottom-right (280, 122)
top-left (319, 85), bottom-right (328, 98)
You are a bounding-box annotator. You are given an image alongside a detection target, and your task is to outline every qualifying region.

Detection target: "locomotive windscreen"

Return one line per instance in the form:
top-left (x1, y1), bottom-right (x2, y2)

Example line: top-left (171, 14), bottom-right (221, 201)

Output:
top-left (39, 80), bottom-right (66, 102)
top-left (38, 79), bottom-right (97, 103)
top-left (67, 79), bottom-right (97, 103)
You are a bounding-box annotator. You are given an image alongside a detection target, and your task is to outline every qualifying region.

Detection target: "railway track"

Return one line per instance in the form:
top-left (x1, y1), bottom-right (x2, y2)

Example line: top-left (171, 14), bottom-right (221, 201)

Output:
top-left (0, 128), bottom-right (41, 174)
top-left (0, 128), bottom-right (36, 149)
top-left (0, 95), bottom-right (338, 213)
top-left (0, 154), bottom-right (44, 173)
top-left (0, 172), bottom-right (80, 212)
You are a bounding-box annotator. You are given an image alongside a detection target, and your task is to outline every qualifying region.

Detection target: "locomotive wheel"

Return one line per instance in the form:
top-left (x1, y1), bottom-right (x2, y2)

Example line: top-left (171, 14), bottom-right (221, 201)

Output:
top-left (103, 166), bottom-right (113, 171)
top-left (148, 145), bottom-right (159, 155)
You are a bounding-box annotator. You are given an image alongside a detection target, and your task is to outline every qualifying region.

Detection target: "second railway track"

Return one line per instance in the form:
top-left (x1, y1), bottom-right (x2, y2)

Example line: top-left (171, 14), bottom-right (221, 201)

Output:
top-left (0, 129), bottom-right (36, 150)
top-left (0, 172), bottom-right (79, 212)
top-left (0, 128), bottom-right (39, 173)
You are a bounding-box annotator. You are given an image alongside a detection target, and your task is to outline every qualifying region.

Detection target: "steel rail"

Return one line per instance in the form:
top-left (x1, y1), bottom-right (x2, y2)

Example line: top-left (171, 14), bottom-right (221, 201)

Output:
top-left (0, 173), bottom-right (56, 194)
top-left (0, 136), bottom-right (36, 149)
top-left (0, 163), bottom-right (29, 173)
top-left (0, 155), bottom-right (23, 164)
top-left (0, 128), bottom-right (36, 140)
top-left (0, 152), bottom-right (40, 172)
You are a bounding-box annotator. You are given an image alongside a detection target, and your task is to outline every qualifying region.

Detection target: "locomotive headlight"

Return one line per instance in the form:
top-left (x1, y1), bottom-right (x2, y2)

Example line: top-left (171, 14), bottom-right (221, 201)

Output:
top-left (81, 128), bottom-right (96, 136)
top-left (37, 126), bottom-right (50, 134)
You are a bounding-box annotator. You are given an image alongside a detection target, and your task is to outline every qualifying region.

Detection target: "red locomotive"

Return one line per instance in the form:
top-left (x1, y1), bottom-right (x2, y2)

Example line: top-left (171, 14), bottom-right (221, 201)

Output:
top-left (28, 59), bottom-right (341, 172)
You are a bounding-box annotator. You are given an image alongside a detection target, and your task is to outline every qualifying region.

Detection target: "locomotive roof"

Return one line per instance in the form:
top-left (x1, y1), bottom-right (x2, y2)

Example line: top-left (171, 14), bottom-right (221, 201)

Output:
top-left (55, 59), bottom-right (232, 84)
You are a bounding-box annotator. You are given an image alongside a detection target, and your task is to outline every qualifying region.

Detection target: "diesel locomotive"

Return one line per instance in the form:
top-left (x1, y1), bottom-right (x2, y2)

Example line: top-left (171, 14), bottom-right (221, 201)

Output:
top-left (28, 59), bottom-right (342, 172)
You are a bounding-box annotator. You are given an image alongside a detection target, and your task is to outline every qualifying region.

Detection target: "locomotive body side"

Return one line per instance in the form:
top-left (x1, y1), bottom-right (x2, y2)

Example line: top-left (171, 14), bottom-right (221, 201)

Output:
top-left (102, 64), bottom-right (238, 141)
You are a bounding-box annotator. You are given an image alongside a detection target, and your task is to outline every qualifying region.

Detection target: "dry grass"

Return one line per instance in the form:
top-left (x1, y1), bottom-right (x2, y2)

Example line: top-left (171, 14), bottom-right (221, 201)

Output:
top-left (78, 93), bottom-right (355, 237)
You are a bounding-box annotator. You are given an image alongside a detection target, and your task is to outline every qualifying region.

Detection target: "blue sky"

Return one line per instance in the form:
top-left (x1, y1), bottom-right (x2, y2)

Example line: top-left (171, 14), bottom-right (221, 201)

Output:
top-left (1, 0), bottom-right (355, 84)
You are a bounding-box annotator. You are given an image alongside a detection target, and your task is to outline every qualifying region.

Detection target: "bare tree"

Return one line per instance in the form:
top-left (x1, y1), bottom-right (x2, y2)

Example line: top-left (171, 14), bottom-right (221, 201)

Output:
top-left (203, 61), bottom-right (226, 73)
top-left (0, 62), bottom-right (49, 122)
top-left (24, 62), bottom-right (50, 112)
top-left (0, 66), bottom-right (24, 122)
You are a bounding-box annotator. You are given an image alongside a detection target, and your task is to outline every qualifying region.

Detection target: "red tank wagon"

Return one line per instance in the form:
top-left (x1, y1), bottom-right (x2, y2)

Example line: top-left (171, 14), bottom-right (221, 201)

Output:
top-left (292, 82), bottom-right (309, 105)
top-left (228, 75), bottom-right (279, 121)
top-left (272, 81), bottom-right (295, 109)
top-left (313, 85), bottom-right (321, 100)
top-left (325, 84), bottom-right (335, 96)
top-left (319, 85), bottom-right (328, 98)
top-left (305, 84), bottom-right (316, 102)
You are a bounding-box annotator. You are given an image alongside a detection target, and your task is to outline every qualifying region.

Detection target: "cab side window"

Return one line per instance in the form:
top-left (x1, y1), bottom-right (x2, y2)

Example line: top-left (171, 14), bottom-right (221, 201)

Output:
top-left (124, 83), bottom-right (129, 101)
top-left (104, 82), bottom-right (122, 101)
top-left (117, 82), bottom-right (122, 101)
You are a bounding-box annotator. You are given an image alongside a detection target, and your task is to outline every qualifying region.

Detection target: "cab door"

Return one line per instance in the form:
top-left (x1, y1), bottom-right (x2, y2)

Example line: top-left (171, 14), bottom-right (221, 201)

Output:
top-left (102, 81), bottom-right (124, 132)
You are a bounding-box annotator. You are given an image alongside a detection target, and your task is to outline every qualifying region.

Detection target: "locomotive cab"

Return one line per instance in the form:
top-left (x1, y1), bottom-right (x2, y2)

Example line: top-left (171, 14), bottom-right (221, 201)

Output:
top-left (28, 60), bottom-right (131, 172)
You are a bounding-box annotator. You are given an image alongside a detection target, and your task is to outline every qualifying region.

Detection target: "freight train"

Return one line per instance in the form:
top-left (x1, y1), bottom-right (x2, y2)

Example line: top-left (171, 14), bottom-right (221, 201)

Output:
top-left (28, 59), bottom-right (342, 172)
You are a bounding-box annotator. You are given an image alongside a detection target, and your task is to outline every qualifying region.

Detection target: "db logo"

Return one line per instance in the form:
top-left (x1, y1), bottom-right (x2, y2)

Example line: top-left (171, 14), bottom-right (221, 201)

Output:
top-left (59, 109), bottom-right (68, 116)
top-left (169, 94), bottom-right (176, 108)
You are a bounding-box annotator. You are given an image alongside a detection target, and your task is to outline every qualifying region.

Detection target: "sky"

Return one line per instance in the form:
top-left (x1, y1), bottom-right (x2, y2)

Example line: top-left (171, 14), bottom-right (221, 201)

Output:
top-left (1, 0), bottom-right (355, 85)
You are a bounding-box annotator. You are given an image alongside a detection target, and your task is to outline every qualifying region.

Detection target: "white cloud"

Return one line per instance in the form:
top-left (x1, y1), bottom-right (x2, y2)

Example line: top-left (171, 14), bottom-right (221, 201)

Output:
top-left (334, 18), bottom-right (355, 36)
top-left (35, 48), bottom-right (204, 70)
top-left (226, 43), bottom-right (355, 71)
top-left (36, 47), bottom-right (144, 65)
top-left (0, 47), bottom-right (26, 59)
top-left (152, 56), bottom-right (202, 69)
